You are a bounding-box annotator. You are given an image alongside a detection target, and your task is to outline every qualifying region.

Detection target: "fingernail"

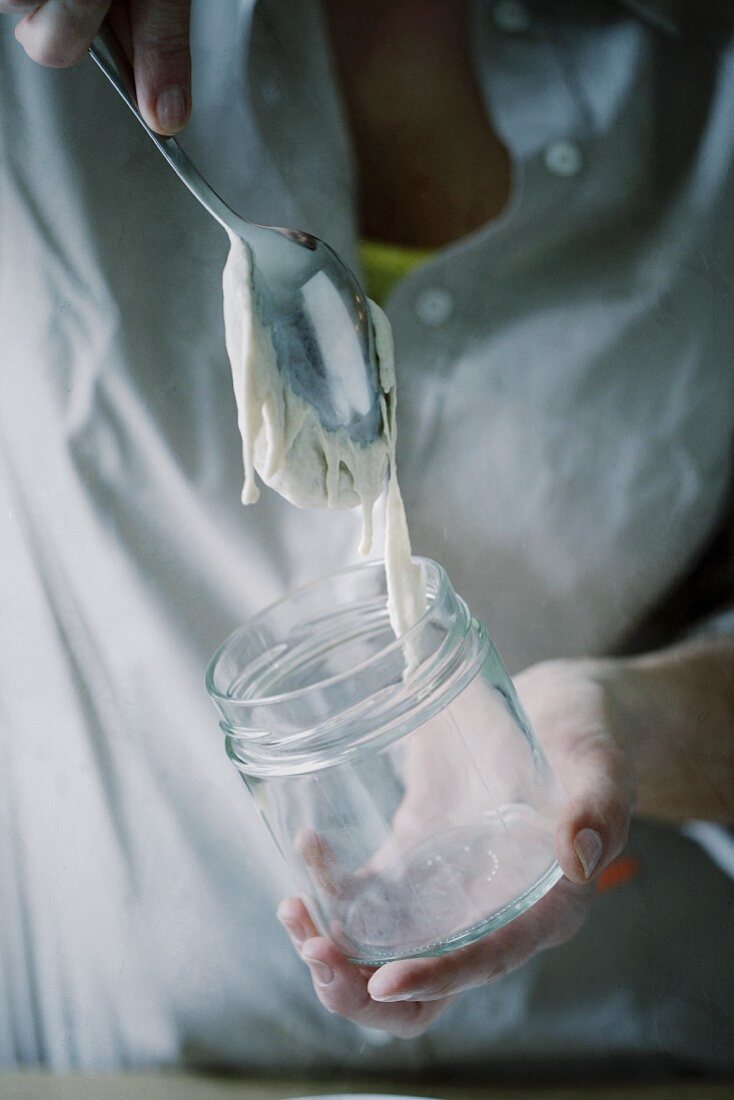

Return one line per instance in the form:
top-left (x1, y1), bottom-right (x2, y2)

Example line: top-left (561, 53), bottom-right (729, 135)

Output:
top-left (370, 990), bottom-right (417, 1003)
top-left (302, 954), bottom-right (333, 985)
top-left (574, 828), bottom-right (603, 879)
top-left (155, 86), bottom-right (186, 132)
top-left (278, 915), bottom-right (306, 944)
top-left (368, 974), bottom-right (418, 1002)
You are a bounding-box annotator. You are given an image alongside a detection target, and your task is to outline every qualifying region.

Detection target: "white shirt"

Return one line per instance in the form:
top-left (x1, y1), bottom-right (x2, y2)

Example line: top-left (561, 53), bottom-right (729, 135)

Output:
top-left (1, 0), bottom-right (733, 1074)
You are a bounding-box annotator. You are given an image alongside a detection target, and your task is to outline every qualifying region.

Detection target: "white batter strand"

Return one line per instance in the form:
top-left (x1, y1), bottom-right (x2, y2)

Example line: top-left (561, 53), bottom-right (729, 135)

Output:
top-left (222, 233), bottom-right (426, 637)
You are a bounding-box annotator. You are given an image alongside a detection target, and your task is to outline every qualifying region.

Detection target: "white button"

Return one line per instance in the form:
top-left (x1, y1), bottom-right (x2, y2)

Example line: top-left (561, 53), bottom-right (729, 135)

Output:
top-left (415, 288), bottom-right (454, 326)
top-left (544, 139), bottom-right (583, 177)
top-left (493, 0), bottom-right (531, 33)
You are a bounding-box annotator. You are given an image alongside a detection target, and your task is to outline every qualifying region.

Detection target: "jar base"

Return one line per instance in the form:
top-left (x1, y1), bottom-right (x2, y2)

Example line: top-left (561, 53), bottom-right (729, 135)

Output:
top-left (335, 807), bottom-right (564, 965)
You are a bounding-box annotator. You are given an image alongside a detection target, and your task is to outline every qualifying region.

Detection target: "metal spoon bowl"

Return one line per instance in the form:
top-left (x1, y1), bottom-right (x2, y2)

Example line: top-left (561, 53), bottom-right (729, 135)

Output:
top-left (89, 25), bottom-right (382, 444)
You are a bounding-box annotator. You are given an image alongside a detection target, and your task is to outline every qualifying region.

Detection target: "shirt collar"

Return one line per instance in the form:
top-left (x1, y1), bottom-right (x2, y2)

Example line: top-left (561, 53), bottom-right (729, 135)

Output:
top-left (616, 0), bottom-right (683, 36)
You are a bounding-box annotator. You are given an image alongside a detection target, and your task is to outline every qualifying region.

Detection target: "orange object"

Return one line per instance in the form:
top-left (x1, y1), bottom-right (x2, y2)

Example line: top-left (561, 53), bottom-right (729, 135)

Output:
top-left (596, 856), bottom-right (640, 893)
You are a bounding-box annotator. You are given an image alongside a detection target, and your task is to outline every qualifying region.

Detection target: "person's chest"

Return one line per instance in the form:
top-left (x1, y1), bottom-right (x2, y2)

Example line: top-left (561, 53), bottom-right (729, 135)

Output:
top-left (321, 0), bottom-right (511, 247)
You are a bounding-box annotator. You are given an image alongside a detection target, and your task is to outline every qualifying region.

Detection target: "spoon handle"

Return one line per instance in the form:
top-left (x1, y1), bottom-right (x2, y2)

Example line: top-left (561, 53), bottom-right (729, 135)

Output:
top-left (88, 24), bottom-right (242, 236)
top-left (88, 27), bottom-right (380, 444)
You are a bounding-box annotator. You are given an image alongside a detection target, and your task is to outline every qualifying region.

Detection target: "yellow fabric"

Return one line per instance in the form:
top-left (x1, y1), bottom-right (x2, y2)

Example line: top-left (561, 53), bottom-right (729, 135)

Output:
top-left (359, 238), bottom-right (435, 306)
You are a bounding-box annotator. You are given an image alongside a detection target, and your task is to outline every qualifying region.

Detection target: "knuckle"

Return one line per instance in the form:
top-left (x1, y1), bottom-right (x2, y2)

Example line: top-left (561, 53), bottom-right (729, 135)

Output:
top-left (592, 779), bottom-right (631, 849)
top-left (606, 803), bottom-right (630, 856)
top-left (23, 34), bottom-right (83, 67)
top-left (135, 27), bottom-right (189, 60)
top-left (567, 756), bottom-right (633, 856)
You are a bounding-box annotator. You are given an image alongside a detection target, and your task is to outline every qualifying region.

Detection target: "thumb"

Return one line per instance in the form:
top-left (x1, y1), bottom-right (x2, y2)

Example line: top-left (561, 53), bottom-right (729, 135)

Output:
top-left (129, 0), bottom-right (191, 134)
top-left (554, 737), bottom-right (634, 885)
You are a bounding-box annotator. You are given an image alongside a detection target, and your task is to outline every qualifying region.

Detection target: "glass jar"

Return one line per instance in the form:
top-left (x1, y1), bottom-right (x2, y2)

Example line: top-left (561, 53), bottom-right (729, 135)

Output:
top-left (206, 558), bottom-right (564, 965)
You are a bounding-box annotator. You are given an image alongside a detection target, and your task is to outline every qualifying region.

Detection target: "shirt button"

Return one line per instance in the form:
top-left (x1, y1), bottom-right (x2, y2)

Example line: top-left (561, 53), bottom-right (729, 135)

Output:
top-left (544, 139), bottom-right (583, 177)
top-left (415, 288), bottom-right (454, 326)
top-left (493, 0), bottom-right (531, 33)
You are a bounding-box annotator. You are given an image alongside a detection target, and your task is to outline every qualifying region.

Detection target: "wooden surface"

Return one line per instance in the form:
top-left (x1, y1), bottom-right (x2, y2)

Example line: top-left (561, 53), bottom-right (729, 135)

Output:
top-left (0, 1073), bottom-right (732, 1100)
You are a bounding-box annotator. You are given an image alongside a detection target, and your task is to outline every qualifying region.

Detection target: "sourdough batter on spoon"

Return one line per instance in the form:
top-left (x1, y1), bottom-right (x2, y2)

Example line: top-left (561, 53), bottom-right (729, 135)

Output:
top-left (222, 233), bottom-right (426, 638)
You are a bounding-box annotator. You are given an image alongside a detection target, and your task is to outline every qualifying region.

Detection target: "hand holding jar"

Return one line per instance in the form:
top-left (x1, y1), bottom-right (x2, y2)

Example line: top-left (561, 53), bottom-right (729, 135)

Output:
top-left (278, 656), bottom-right (634, 1038)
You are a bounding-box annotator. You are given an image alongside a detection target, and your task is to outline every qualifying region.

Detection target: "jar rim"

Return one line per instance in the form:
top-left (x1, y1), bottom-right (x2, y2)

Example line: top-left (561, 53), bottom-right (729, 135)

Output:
top-left (205, 556), bottom-right (447, 709)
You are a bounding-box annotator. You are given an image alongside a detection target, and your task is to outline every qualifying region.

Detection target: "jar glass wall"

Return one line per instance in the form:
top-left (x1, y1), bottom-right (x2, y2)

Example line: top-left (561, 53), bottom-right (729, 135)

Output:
top-left (206, 559), bottom-right (564, 965)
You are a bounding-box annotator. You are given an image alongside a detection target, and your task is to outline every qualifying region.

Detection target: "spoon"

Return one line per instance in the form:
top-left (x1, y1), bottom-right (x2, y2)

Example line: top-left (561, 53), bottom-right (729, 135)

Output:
top-left (88, 24), bottom-right (382, 445)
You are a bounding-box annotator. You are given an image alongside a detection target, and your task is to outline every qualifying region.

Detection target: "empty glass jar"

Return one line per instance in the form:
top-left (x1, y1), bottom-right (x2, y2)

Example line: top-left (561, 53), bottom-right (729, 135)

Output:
top-left (206, 558), bottom-right (564, 965)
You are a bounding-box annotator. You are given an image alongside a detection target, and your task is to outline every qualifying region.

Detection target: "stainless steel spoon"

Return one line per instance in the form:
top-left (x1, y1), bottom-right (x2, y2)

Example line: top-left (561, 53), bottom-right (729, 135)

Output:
top-left (89, 25), bottom-right (382, 445)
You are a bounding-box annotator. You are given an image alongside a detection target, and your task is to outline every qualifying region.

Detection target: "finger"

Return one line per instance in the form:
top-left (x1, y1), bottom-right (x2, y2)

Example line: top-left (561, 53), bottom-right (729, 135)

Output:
top-left (278, 898), bottom-right (451, 1038)
top-left (277, 896), bottom-right (320, 948)
top-left (554, 735), bottom-right (634, 884)
top-left (129, 0), bottom-right (190, 134)
top-left (368, 877), bottom-right (590, 1003)
top-left (277, 897), bottom-right (376, 986)
top-left (14, 0), bottom-right (111, 66)
top-left (298, 935), bottom-right (451, 1039)
top-left (296, 829), bottom-right (348, 900)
